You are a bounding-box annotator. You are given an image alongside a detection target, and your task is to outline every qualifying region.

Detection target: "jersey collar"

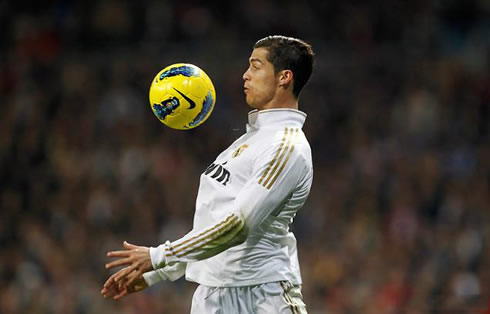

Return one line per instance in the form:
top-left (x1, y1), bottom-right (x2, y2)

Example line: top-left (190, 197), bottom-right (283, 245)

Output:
top-left (246, 108), bottom-right (307, 132)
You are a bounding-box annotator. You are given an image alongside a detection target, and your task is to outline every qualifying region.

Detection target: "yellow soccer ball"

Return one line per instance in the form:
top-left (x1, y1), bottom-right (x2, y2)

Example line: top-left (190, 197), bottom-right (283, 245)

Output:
top-left (149, 63), bottom-right (216, 130)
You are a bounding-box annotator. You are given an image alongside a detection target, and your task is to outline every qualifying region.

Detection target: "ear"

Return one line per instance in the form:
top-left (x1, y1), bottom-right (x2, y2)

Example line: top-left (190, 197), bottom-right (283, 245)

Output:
top-left (278, 69), bottom-right (293, 87)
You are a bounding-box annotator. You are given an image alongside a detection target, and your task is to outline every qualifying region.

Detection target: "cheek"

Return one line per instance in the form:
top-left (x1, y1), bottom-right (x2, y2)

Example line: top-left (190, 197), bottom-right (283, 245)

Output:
top-left (249, 71), bottom-right (275, 101)
top-left (261, 76), bottom-right (276, 96)
top-left (256, 73), bottom-right (274, 90)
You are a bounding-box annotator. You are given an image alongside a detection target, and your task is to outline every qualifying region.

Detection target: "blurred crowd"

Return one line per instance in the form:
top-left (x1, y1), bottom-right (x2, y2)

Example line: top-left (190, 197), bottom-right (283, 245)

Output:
top-left (1, 1), bottom-right (489, 313)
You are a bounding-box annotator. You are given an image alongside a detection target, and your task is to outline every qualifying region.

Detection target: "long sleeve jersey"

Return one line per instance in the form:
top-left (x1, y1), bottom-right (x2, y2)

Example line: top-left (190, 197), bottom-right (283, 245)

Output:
top-left (143, 108), bottom-right (313, 287)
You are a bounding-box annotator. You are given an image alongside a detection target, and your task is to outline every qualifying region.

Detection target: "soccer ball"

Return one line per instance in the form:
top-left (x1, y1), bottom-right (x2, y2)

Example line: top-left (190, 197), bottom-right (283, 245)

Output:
top-left (149, 63), bottom-right (216, 130)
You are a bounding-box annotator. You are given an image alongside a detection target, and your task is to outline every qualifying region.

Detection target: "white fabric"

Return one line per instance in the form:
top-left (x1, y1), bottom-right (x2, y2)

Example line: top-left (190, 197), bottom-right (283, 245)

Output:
top-left (142, 262), bottom-right (186, 286)
top-left (144, 108), bottom-right (313, 288)
top-left (190, 281), bottom-right (307, 314)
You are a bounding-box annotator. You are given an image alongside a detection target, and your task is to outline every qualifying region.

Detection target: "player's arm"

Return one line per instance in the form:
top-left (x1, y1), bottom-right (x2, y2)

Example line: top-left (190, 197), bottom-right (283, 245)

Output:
top-left (103, 128), bottom-right (310, 288)
top-left (150, 127), bottom-right (310, 269)
top-left (141, 262), bottom-right (186, 286)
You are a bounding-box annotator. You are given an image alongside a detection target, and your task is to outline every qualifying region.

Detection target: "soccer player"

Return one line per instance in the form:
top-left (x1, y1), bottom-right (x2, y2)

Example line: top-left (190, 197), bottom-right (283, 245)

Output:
top-left (101, 35), bottom-right (315, 313)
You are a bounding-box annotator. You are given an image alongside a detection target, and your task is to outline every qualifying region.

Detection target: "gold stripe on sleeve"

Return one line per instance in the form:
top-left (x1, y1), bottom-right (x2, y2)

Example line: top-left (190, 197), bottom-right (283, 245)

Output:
top-left (174, 216), bottom-right (241, 258)
top-left (170, 215), bottom-right (241, 258)
top-left (262, 127), bottom-right (295, 187)
top-left (258, 127), bottom-right (289, 185)
top-left (266, 128), bottom-right (299, 190)
top-left (171, 214), bottom-right (237, 251)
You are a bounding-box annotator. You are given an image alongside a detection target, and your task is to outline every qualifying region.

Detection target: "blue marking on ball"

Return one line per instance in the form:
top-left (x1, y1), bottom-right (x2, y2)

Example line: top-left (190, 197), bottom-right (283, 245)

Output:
top-left (159, 65), bottom-right (199, 81)
top-left (188, 91), bottom-right (214, 127)
top-left (153, 97), bottom-right (180, 120)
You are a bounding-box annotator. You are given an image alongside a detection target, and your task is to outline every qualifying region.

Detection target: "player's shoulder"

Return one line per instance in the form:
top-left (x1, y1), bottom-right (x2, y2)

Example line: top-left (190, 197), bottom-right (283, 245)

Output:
top-left (259, 125), bottom-right (307, 142)
top-left (255, 126), bottom-right (311, 162)
top-left (272, 126), bottom-right (310, 150)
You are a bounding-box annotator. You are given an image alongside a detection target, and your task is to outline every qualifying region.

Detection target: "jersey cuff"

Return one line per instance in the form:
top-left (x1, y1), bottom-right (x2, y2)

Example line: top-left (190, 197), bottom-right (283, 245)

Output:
top-left (150, 241), bottom-right (170, 269)
top-left (142, 270), bottom-right (166, 286)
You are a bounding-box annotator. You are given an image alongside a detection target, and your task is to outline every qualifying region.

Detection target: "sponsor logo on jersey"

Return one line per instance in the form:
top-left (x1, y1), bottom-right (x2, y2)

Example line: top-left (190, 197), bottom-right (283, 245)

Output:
top-left (204, 161), bottom-right (231, 186)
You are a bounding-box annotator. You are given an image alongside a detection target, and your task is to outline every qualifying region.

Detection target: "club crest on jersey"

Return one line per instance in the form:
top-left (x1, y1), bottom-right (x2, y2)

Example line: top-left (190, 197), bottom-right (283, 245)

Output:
top-left (232, 144), bottom-right (248, 158)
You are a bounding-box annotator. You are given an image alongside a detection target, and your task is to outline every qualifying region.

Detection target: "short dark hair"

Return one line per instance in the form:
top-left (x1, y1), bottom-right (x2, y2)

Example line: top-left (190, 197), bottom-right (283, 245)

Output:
top-left (254, 35), bottom-right (314, 98)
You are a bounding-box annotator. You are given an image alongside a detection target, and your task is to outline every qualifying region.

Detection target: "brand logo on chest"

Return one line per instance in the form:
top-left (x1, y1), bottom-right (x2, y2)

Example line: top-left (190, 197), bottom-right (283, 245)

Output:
top-left (204, 162), bottom-right (230, 186)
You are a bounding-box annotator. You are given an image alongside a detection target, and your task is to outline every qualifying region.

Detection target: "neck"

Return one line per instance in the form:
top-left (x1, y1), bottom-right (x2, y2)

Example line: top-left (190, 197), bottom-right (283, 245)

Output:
top-left (260, 91), bottom-right (298, 110)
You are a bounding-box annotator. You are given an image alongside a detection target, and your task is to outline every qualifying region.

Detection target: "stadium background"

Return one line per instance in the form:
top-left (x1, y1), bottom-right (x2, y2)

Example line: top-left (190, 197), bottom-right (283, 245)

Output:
top-left (0, 1), bottom-right (488, 313)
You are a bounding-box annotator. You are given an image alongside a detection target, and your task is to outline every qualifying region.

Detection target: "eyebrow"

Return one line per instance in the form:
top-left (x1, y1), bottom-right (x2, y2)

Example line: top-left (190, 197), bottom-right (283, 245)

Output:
top-left (249, 58), bottom-right (263, 64)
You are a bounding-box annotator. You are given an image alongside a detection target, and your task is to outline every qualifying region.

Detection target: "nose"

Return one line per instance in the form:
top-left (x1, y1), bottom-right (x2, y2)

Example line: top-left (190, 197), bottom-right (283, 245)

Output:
top-left (243, 68), bottom-right (250, 81)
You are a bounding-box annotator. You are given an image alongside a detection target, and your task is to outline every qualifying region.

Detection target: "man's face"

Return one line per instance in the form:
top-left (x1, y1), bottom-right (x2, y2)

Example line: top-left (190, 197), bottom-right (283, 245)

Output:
top-left (242, 47), bottom-right (278, 109)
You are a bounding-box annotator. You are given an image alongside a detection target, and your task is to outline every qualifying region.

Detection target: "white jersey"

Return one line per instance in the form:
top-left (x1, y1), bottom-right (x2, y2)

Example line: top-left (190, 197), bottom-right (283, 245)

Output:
top-left (144, 108), bottom-right (313, 287)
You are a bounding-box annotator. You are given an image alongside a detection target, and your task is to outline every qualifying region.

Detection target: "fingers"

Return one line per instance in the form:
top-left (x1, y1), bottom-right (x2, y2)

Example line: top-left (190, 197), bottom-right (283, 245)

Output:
top-left (126, 268), bottom-right (140, 284)
top-left (103, 272), bottom-right (119, 288)
top-left (113, 288), bottom-right (129, 300)
top-left (106, 240), bottom-right (139, 258)
top-left (125, 268), bottom-right (144, 287)
top-left (105, 267), bottom-right (133, 293)
top-left (105, 257), bottom-right (132, 270)
top-left (101, 285), bottom-right (120, 299)
top-left (118, 275), bottom-right (129, 291)
top-left (107, 250), bottom-right (131, 258)
top-left (102, 285), bottom-right (128, 300)
top-left (102, 274), bottom-right (130, 300)
top-left (123, 241), bottom-right (140, 249)
top-left (114, 264), bottom-right (137, 282)
top-left (101, 270), bottom-right (146, 300)
top-left (103, 241), bottom-right (148, 301)
top-left (101, 280), bottom-right (124, 299)
top-left (112, 268), bottom-right (141, 291)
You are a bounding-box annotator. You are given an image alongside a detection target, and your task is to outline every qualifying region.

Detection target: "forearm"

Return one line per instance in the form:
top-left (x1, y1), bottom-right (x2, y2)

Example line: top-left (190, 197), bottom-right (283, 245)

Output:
top-left (142, 262), bottom-right (187, 286)
top-left (150, 213), bottom-right (246, 269)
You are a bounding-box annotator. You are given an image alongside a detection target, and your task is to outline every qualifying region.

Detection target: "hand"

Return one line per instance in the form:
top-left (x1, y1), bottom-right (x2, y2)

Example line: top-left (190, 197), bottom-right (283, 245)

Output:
top-left (104, 241), bottom-right (153, 287)
top-left (101, 269), bottom-right (148, 300)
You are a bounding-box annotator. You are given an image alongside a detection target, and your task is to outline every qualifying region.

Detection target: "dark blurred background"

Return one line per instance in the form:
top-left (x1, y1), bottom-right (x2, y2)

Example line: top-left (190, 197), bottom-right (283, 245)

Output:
top-left (0, 1), bottom-right (489, 313)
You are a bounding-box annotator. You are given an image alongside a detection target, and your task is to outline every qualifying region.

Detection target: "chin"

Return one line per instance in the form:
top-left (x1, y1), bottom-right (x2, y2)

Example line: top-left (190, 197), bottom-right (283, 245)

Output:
top-left (245, 97), bottom-right (257, 109)
top-left (245, 96), bottom-right (267, 110)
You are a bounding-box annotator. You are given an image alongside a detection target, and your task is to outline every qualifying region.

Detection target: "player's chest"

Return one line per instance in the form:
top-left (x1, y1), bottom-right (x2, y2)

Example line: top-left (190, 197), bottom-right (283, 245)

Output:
top-left (201, 134), bottom-right (256, 188)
